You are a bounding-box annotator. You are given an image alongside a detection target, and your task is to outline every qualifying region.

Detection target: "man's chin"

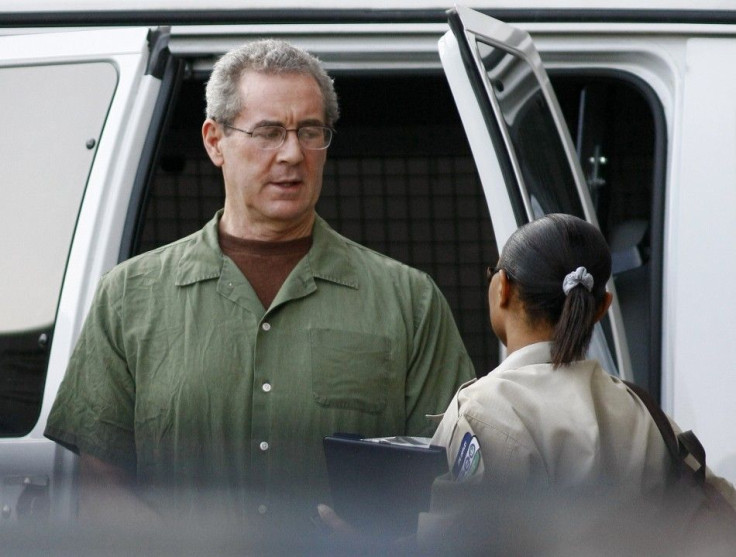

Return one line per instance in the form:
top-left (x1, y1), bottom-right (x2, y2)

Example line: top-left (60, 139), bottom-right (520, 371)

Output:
top-left (262, 207), bottom-right (316, 233)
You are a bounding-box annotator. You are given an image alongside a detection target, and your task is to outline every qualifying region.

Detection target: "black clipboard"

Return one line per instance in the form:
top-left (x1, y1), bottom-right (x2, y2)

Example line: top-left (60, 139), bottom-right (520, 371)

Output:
top-left (323, 434), bottom-right (448, 537)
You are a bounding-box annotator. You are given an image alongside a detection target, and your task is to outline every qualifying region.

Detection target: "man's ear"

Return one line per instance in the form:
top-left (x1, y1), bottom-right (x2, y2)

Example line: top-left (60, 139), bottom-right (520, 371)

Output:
top-left (202, 118), bottom-right (225, 167)
top-left (593, 291), bottom-right (613, 323)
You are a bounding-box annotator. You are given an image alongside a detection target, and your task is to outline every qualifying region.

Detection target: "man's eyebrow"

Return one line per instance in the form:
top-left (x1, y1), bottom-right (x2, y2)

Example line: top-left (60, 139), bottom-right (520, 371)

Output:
top-left (252, 119), bottom-right (283, 128)
top-left (251, 118), bottom-right (327, 128)
top-left (298, 118), bottom-right (327, 127)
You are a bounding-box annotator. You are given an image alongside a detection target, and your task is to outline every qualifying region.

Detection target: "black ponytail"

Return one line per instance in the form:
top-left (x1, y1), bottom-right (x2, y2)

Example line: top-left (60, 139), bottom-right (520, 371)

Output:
top-left (553, 283), bottom-right (598, 366)
top-left (498, 214), bottom-right (611, 367)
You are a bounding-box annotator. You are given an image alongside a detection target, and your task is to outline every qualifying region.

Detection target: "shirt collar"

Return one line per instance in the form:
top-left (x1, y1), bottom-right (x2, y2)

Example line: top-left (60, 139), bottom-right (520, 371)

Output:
top-left (175, 211), bottom-right (224, 286)
top-left (306, 214), bottom-right (359, 290)
top-left (175, 210), bottom-right (359, 290)
top-left (495, 341), bottom-right (554, 373)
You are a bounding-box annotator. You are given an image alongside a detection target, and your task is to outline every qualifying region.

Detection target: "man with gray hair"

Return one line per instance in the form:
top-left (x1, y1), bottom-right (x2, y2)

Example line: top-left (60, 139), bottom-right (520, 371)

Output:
top-left (45, 39), bottom-right (474, 529)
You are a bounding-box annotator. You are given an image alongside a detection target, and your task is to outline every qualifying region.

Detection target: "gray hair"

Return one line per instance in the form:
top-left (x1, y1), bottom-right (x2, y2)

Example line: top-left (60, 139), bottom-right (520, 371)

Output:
top-left (205, 39), bottom-right (339, 127)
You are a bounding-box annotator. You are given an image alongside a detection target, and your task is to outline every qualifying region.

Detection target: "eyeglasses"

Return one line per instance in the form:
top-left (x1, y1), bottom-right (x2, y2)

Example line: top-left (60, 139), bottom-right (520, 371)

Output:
top-left (223, 123), bottom-right (334, 150)
top-left (486, 264), bottom-right (502, 285)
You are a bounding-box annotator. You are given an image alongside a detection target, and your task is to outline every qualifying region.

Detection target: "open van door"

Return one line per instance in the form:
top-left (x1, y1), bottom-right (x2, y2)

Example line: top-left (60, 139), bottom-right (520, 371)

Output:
top-left (439, 6), bottom-right (633, 381)
top-left (0, 27), bottom-right (161, 524)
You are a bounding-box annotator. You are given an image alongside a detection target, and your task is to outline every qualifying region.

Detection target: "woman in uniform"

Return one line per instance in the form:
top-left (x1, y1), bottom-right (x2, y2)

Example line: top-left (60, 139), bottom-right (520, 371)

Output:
top-left (416, 213), bottom-right (675, 551)
top-left (428, 213), bottom-right (669, 491)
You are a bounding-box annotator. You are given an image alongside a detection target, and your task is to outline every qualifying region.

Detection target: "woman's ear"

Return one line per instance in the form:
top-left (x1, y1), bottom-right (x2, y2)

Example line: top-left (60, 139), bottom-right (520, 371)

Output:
top-left (593, 291), bottom-right (613, 323)
top-left (498, 269), bottom-right (512, 308)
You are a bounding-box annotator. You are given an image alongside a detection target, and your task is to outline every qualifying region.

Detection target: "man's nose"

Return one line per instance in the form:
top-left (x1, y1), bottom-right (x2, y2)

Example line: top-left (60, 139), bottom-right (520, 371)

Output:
top-left (277, 130), bottom-right (305, 161)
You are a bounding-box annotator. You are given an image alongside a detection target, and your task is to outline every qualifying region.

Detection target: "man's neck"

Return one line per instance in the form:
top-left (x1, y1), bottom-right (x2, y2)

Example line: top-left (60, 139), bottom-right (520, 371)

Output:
top-left (219, 209), bottom-right (315, 242)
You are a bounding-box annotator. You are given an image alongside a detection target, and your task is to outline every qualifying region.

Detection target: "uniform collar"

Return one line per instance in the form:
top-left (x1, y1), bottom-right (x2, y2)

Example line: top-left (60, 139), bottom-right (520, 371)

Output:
top-left (496, 342), bottom-right (554, 373)
top-left (174, 210), bottom-right (359, 291)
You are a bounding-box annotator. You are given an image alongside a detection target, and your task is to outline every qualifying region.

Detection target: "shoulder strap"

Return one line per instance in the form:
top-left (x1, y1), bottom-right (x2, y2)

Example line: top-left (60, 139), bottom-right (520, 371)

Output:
top-left (678, 430), bottom-right (707, 484)
top-left (622, 380), bottom-right (679, 460)
top-left (622, 380), bottom-right (706, 486)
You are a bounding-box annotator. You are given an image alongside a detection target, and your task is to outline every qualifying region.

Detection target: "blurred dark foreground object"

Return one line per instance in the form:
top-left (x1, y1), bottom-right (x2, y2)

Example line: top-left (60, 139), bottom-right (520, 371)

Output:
top-left (413, 482), bottom-right (736, 557)
top-left (3, 484), bottom-right (736, 557)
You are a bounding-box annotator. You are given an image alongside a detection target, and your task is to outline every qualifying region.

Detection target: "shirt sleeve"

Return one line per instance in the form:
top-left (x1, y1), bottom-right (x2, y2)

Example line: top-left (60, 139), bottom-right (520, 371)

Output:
top-left (44, 273), bottom-right (137, 473)
top-left (432, 386), bottom-right (543, 487)
top-left (403, 275), bottom-right (476, 436)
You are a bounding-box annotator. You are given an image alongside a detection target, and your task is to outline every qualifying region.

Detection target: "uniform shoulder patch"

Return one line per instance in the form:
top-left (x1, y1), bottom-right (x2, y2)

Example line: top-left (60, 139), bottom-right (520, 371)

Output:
top-left (451, 432), bottom-right (482, 481)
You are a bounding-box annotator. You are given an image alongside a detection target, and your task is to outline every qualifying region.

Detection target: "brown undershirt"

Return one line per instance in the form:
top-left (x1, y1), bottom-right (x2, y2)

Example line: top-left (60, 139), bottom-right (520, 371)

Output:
top-left (218, 229), bottom-right (312, 310)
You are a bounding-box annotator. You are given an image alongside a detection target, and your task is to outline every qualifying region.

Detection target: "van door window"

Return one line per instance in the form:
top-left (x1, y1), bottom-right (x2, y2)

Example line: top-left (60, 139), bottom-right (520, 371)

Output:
top-left (0, 62), bottom-right (117, 436)
top-left (476, 39), bottom-right (585, 219)
top-left (440, 7), bottom-right (636, 381)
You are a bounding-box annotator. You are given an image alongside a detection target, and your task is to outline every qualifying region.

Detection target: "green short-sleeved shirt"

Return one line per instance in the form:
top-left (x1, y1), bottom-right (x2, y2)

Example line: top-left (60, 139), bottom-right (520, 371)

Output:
top-left (45, 211), bottom-right (475, 518)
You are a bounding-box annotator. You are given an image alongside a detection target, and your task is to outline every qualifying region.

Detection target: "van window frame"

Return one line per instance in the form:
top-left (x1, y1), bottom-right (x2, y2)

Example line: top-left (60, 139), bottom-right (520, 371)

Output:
top-left (119, 36), bottom-right (184, 261)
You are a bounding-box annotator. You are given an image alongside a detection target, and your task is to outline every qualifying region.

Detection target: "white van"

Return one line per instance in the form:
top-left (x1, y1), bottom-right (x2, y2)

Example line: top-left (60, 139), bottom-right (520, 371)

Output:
top-left (1, 0), bottom-right (735, 524)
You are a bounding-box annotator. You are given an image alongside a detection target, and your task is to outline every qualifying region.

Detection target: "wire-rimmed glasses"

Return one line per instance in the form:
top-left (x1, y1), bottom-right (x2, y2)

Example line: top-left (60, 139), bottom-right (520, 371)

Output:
top-left (224, 123), bottom-right (334, 150)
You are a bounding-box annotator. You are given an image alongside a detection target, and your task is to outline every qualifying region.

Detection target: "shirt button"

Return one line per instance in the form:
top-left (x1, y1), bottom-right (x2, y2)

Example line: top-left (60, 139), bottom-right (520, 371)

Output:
top-left (262, 382), bottom-right (272, 393)
top-left (260, 441), bottom-right (269, 451)
top-left (261, 322), bottom-right (271, 331)
top-left (258, 504), bottom-right (268, 515)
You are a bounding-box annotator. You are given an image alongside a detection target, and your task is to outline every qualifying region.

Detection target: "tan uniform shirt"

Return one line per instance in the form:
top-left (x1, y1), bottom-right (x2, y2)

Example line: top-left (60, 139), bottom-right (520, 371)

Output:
top-left (430, 342), bottom-right (670, 491)
top-left (419, 342), bottom-right (736, 552)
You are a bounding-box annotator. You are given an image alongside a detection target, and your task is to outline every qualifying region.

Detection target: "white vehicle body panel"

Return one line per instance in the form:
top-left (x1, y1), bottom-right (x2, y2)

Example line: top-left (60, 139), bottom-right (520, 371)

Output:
top-left (669, 38), bottom-right (736, 474)
top-left (0, 27), bottom-right (157, 521)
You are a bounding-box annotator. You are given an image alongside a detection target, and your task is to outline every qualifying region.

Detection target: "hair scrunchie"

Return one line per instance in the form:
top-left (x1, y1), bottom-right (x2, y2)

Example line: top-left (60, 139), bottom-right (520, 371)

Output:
top-left (562, 266), bottom-right (594, 295)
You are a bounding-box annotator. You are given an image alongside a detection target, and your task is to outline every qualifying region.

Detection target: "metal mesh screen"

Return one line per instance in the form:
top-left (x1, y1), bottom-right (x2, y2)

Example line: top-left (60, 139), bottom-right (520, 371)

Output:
top-left (318, 156), bottom-right (496, 375)
top-left (138, 156), bottom-right (223, 251)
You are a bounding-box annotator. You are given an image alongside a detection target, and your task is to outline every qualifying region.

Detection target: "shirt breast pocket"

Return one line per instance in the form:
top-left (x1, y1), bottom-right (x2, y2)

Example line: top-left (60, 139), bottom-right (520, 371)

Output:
top-left (310, 328), bottom-right (391, 414)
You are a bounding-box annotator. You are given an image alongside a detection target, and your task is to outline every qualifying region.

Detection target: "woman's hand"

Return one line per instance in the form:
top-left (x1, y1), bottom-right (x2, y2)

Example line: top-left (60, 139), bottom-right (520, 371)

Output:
top-left (316, 504), bottom-right (356, 535)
